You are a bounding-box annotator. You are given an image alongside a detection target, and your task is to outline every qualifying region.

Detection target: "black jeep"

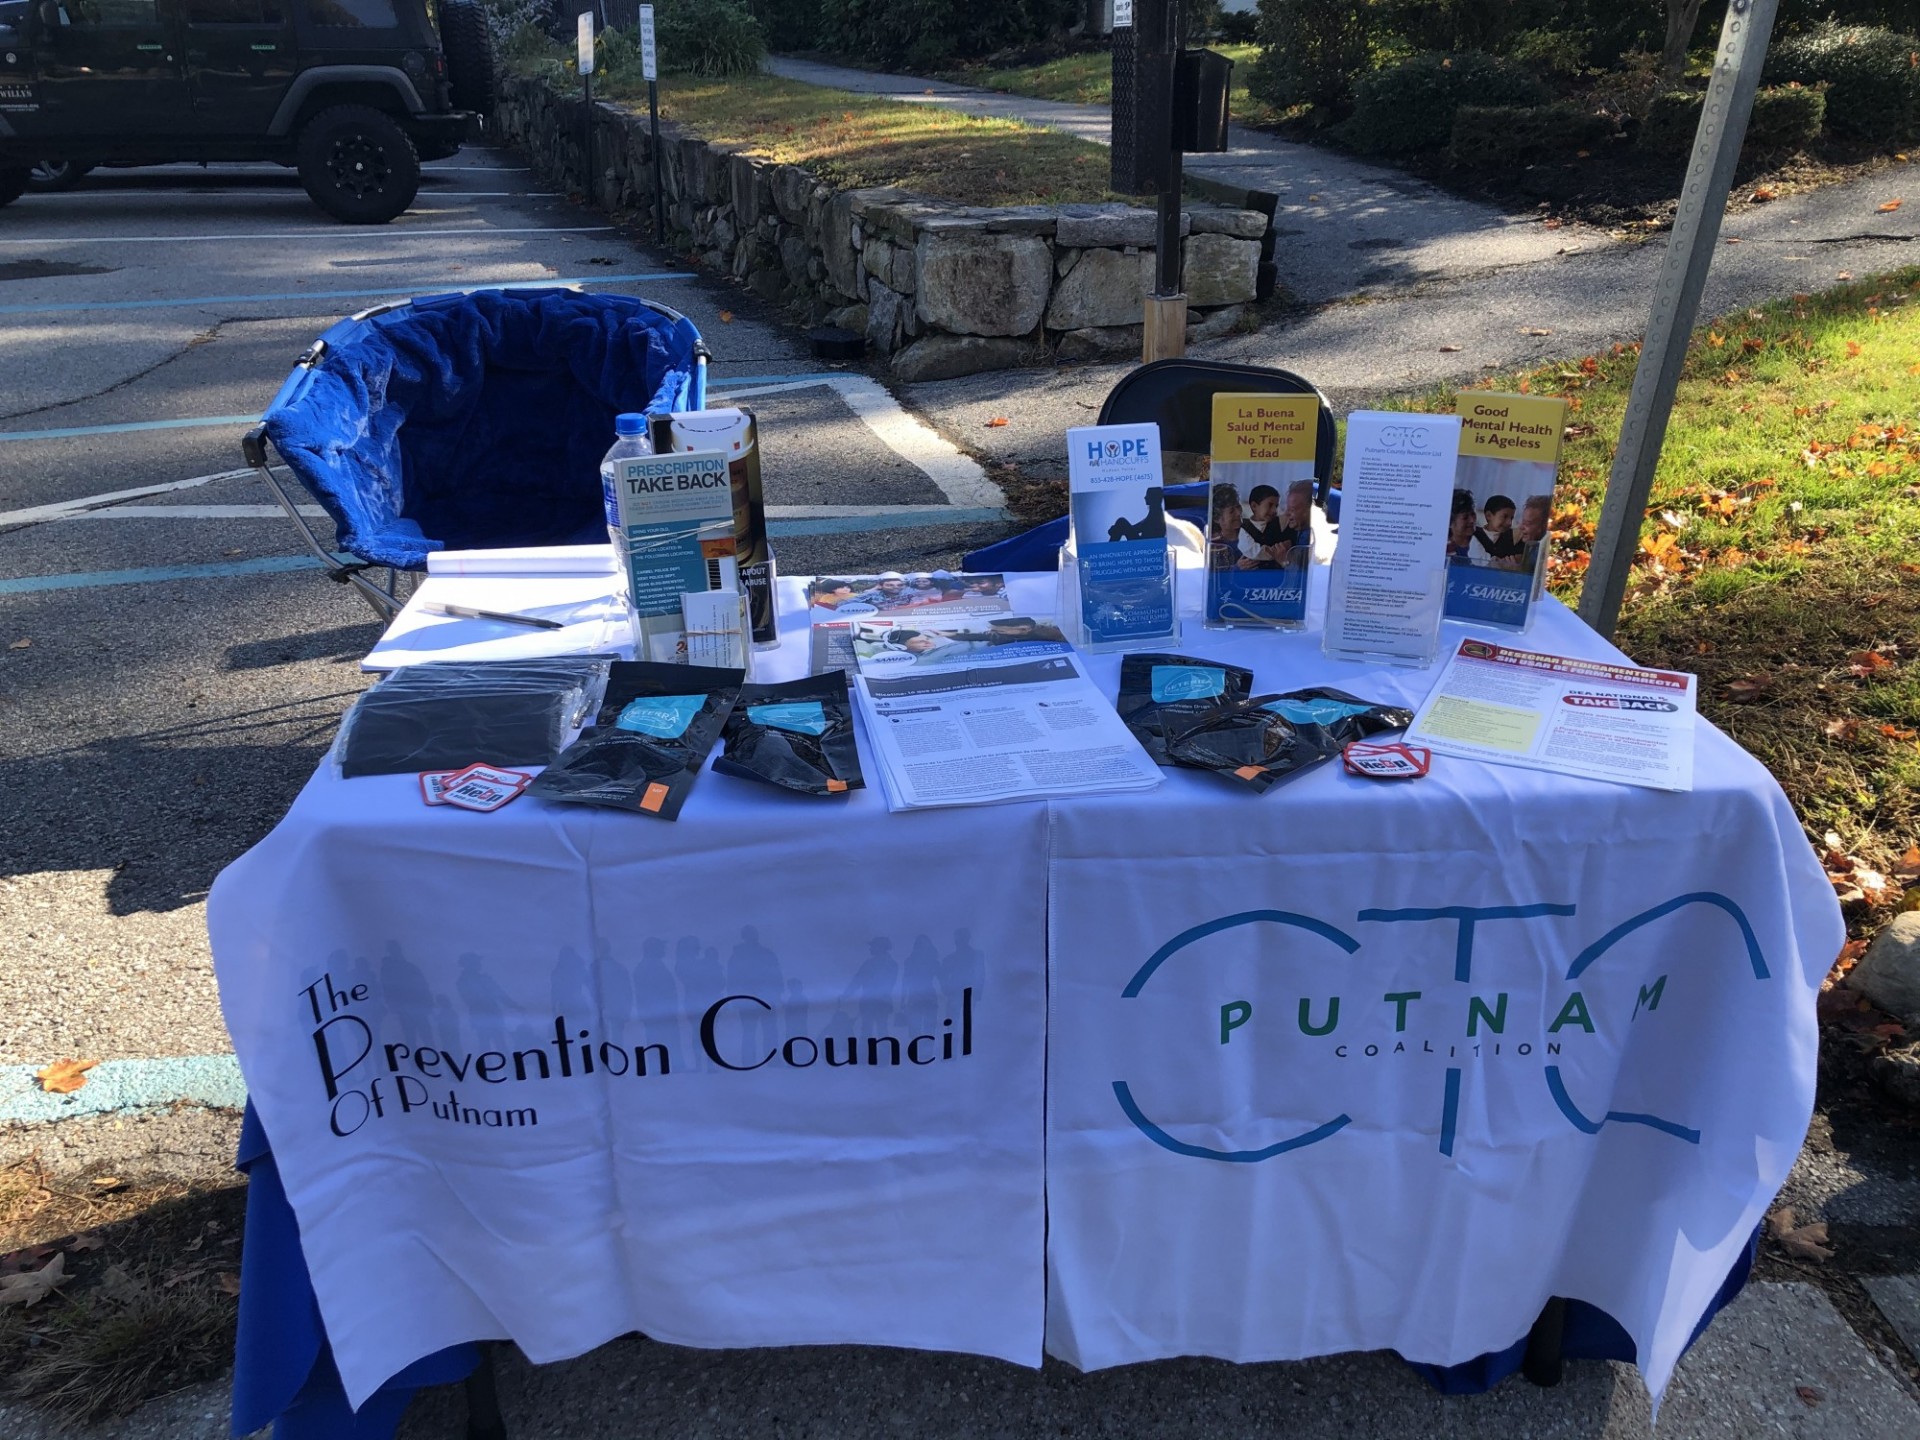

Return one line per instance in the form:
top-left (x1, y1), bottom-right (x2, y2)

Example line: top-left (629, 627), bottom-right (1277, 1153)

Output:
top-left (0, 0), bottom-right (494, 223)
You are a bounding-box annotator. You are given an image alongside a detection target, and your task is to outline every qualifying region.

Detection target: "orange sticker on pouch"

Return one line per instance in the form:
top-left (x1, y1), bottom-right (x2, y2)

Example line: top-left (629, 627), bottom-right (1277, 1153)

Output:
top-left (640, 781), bottom-right (671, 813)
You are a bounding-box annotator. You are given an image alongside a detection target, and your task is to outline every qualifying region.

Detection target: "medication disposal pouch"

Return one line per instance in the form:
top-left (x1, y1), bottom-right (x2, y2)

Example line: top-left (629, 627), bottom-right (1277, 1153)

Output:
top-left (713, 672), bottom-right (863, 796)
top-left (1166, 687), bottom-right (1412, 793)
top-left (528, 661), bottom-right (742, 819)
top-left (1115, 652), bottom-right (1255, 767)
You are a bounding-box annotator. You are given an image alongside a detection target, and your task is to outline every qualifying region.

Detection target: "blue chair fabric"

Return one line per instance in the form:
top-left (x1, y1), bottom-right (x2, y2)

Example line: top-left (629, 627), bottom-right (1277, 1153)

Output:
top-left (260, 289), bottom-right (702, 571)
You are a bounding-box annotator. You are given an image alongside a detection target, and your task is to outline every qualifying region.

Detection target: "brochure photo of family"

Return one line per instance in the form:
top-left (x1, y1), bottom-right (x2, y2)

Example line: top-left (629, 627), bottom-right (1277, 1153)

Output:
top-left (806, 572), bottom-right (1009, 614)
top-left (1206, 471), bottom-right (1315, 577)
top-left (1448, 456), bottom-right (1554, 575)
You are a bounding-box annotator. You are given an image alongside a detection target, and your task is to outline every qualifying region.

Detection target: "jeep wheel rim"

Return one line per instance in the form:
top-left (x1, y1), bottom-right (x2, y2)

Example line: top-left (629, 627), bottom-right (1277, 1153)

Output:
top-left (328, 134), bottom-right (389, 199)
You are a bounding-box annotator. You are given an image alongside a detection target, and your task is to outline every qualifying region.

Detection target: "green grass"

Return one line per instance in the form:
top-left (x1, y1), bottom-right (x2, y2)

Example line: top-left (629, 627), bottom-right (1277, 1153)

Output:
top-left (506, 45), bottom-right (1120, 206)
top-left (948, 43), bottom-right (1283, 127)
top-left (1395, 270), bottom-right (1920, 873)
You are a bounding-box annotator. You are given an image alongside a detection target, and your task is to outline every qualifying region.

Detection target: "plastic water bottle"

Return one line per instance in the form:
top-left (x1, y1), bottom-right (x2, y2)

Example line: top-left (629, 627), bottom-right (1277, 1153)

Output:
top-left (600, 412), bottom-right (652, 541)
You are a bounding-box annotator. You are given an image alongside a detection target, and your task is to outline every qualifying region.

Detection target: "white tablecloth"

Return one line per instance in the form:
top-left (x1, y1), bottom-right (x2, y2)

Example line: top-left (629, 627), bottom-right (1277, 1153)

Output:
top-left (209, 565), bottom-right (1839, 1409)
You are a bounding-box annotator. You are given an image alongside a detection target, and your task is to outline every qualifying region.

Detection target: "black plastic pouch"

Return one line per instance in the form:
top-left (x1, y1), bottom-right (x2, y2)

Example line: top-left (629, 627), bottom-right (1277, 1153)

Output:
top-left (1165, 687), bottom-right (1412, 793)
top-left (336, 658), bottom-right (609, 778)
top-left (713, 672), bottom-right (864, 796)
top-left (527, 661), bottom-right (742, 820)
top-left (1116, 653), bottom-right (1256, 766)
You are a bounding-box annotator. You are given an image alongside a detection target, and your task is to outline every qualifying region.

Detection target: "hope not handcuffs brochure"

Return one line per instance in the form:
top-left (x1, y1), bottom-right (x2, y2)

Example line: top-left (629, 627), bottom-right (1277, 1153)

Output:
top-left (1066, 423), bottom-right (1177, 647)
top-left (1406, 638), bottom-right (1697, 791)
top-left (849, 625), bottom-right (1160, 810)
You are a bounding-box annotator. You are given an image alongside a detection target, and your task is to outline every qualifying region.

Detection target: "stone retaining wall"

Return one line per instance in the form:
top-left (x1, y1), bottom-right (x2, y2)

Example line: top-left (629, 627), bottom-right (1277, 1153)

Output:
top-left (496, 74), bottom-right (1273, 380)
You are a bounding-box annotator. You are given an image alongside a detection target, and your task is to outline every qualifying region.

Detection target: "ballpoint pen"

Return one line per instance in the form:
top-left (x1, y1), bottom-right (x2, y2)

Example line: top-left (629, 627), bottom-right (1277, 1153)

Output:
top-left (421, 602), bottom-right (566, 631)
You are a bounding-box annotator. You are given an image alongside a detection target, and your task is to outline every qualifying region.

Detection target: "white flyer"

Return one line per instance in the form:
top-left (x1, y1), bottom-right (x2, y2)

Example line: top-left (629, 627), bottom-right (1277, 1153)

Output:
top-left (1406, 637), bottom-right (1697, 791)
top-left (849, 625), bottom-right (1160, 810)
top-left (1323, 412), bottom-right (1461, 666)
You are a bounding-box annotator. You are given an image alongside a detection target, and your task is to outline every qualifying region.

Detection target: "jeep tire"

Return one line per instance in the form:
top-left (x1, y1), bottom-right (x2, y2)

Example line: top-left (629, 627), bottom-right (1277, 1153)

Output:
top-left (440, 0), bottom-right (496, 116)
top-left (296, 105), bottom-right (421, 225)
top-left (29, 160), bottom-right (94, 192)
top-left (0, 168), bottom-right (28, 209)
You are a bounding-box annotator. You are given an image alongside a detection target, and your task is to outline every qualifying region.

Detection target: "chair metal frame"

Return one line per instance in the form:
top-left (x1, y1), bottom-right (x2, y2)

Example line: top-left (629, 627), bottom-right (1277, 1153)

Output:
top-left (241, 288), bottom-right (710, 621)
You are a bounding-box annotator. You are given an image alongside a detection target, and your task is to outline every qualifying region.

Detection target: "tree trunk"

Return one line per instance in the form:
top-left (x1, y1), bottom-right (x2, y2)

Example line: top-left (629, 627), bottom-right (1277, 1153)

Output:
top-left (1663, 0), bottom-right (1708, 88)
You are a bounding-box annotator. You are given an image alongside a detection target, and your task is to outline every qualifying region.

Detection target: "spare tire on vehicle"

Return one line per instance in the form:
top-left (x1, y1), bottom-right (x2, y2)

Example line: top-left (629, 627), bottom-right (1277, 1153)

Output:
top-left (440, 0), bottom-right (496, 116)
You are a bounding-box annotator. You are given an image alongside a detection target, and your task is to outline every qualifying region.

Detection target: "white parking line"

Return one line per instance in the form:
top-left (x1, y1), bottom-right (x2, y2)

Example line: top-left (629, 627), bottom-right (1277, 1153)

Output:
top-left (0, 470), bottom-right (251, 526)
top-left (0, 226), bottom-right (614, 245)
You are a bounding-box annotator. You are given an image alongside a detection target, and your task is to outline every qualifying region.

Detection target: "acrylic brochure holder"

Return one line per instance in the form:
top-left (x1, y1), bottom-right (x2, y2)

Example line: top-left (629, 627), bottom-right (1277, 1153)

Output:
top-left (1056, 535), bottom-right (1181, 654)
top-left (1060, 421), bottom-right (1181, 654)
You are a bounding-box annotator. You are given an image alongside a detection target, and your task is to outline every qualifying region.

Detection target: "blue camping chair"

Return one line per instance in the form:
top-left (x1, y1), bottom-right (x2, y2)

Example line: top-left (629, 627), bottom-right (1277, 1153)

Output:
top-left (243, 287), bottom-right (709, 617)
top-left (966, 358), bottom-right (1335, 573)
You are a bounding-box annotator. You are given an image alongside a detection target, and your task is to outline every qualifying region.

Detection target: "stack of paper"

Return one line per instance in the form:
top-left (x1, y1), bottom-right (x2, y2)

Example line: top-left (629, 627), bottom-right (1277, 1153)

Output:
top-left (362, 545), bottom-right (632, 672)
top-left (848, 622), bottom-right (1161, 811)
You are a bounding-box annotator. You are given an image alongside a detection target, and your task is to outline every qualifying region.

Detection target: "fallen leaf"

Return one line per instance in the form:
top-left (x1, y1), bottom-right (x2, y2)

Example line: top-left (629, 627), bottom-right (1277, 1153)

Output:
top-left (1880, 724), bottom-right (1918, 741)
top-left (1520, 327), bottom-right (1553, 336)
top-left (0, 1252), bottom-right (66, 1308)
top-left (1878, 198), bottom-right (1904, 212)
top-left (65, 1233), bottom-right (105, 1254)
top-left (216, 1272), bottom-right (242, 1298)
top-left (1847, 340), bottom-right (1864, 357)
top-left (1838, 271), bottom-right (1854, 281)
top-left (34, 1058), bottom-right (98, 1095)
top-left (1767, 1207), bottom-right (1835, 1262)
top-left (1438, 344), bottom-right (1463, 353)
top-left (1851, 650), bottom-right (1895, 677)
top-left (1894, 845), bottom-right (1920, 880)
top-left (1824, 717), bottom-right (1861, 741)
top-left (89, 1176), bottom-right (126, 1193)
top-left (718, 310), bottom-right (734, 323)
top-left (1725, 676), bottom-right (1770, 701)
top-left (984, 417), bottom-right (1009, 427)
top-left (1751, 186), bottom-right (1779, 202)
top-left (1724, 236), bottom-right (1742, 244)
top-left (7, 638), bottom-right (29, 650)
top-left (1797, 1386), bottom-right (1822, 1406)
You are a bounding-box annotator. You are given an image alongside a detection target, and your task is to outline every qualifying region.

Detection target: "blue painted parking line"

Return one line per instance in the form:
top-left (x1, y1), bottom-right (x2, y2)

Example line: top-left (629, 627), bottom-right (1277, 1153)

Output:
top-left (768, 507), bottom-right (1005, 536)
top-left (0, 556), bottom-right (330, 594)
top-left (0, 272), bottom-right (689, 318)
top-left (0, 1055), bottom-right (245, 1126)
top-left (0, 414), bottom-right (259, 442)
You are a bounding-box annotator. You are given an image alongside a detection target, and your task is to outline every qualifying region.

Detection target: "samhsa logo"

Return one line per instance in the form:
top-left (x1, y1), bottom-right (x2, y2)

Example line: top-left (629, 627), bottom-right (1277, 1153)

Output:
top-left (1087, 438), bottom-right (1149, 465)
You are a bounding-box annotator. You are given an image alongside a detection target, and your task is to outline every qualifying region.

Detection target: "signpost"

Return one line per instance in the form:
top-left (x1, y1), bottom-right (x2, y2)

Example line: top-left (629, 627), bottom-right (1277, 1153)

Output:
top-left (577, 11), bottom-right (595, 200)
top-left (1578, 0), bottom-right (1778, 638)
top-left (640, 4), bottom-right (663, 245)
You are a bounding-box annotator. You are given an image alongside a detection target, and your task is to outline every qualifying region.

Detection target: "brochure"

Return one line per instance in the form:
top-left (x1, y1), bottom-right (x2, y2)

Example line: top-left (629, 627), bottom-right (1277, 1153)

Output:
top-left (667, 407), bottom-right (777, 646)
top-left (1065, 423), bottom-right (1178, 649)
top-left (1405, 638), bottom-right (1697, 791)
top-left (849, 627), bottom-right (1160, 811)
top-left (807, 572), bottom-right (1013, 675)
top-left (1445, 394), bottom-right (1568, 631)
top-left (1323, 412), bottom-right (1462, 667)
top-left (1205, 393), bottom-right (1319, 629)
top-left (609, 448), bottom-right (741, 663)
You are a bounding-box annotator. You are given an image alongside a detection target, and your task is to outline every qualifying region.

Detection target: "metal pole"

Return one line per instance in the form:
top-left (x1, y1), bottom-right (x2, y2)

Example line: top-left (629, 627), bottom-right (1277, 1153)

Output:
top-left (583, 68), bottom-right (593, 200)
top-left (650, 80), bottom-right (664, 245)
top-left (1578, 0), bottom-right (1777, 638)
top-left (1142, 0), bottom-right (1186, 361)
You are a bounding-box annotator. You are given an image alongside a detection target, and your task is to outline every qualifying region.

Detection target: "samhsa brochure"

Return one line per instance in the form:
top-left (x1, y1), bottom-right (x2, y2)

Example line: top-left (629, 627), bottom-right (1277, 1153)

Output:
top-left (1205, 393), bottom-right (1318, 629)
top-left (1066, 422), bottom-right (1176, 648)
top-left (1444, 393), bottom-right (1567, 631)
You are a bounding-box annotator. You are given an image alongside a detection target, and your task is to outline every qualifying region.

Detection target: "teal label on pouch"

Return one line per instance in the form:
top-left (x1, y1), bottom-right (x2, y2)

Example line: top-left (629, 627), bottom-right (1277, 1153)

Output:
top-left (747, 701), bottom-right (829, 736)
top-left (1151, 666), bottom-right (1226, 703)
top-left (1263, 697), bottom-right (1375, 726)
top-left (615, 695), bottom-right (704, 738)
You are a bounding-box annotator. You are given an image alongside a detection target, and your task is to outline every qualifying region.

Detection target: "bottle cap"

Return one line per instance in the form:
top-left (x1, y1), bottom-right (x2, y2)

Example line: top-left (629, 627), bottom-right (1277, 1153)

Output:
top-left (614, 412), bottom-right (646, 435)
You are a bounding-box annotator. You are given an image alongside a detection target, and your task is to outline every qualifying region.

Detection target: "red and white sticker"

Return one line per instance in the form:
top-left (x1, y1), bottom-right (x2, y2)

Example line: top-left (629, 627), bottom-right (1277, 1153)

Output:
top-left (1343, 741), bottom-right (1432, 780)
top-left (426, 763), bottom-right (535, 812)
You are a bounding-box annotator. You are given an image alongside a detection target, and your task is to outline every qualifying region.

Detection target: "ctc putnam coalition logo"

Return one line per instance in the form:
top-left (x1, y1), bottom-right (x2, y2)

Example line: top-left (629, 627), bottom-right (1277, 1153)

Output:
top-left (1111, 893), bottom-right (1769, 1163)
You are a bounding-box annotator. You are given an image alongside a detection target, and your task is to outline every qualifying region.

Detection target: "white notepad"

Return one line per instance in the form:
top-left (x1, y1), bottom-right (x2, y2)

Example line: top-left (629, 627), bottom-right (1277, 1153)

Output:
top-left (363, 547), bottom-right (632, 671)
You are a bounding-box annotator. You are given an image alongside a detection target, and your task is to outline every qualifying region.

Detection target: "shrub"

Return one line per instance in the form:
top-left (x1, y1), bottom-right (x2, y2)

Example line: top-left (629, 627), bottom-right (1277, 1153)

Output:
top-left (1449, 102), bottom-right (1614, 168)
top-left (1249, 0), bottom-right (1375, 115)
top-left (747, 0), bottom-right (820, 50)
top-left (1506, 26), bottom-right (1593, 78)
top-left (653, 0), bottom-right (767, 76)
top-left (1639, 84), bottom-right (1829, 156)
top-left (1216, 9), bottom-right (1257, 44)
top-left (1748, 83), bottom-right (1828, 150)
top-left (1340, 50), bottom-right (1549, 156)
top-left (1765, 22), bottom-right (1920, 142)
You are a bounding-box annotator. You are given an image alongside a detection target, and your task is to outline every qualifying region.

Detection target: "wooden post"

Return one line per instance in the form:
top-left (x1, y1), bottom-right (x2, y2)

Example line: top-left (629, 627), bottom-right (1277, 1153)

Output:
top-left (1143, 296), bottom-right (1188, 362)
